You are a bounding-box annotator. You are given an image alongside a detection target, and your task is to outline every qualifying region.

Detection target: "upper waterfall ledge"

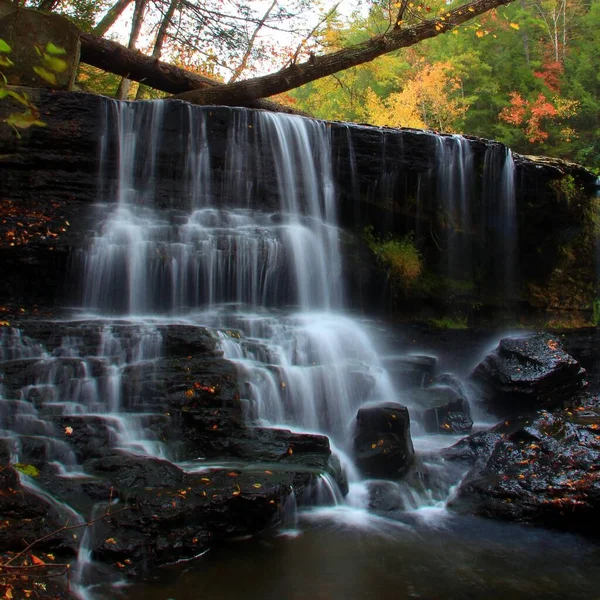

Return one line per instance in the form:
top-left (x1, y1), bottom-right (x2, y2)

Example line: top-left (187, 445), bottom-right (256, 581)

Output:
top-left (1, 89), bottom-right (598, 325)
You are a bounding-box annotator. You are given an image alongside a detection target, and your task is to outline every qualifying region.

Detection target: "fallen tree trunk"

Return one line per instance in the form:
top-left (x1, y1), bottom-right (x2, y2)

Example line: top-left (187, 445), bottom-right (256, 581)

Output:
top-left (175, 0), bottom-right (513, 106)
top-left (79, 0), bottom-right (513, 112)
top-left (78, 33), bottom-right (306, 114)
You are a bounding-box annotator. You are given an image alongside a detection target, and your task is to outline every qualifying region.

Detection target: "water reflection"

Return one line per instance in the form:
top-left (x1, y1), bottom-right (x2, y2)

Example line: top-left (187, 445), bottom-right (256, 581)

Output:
top-left (117, 509), bottom-right (600, 600)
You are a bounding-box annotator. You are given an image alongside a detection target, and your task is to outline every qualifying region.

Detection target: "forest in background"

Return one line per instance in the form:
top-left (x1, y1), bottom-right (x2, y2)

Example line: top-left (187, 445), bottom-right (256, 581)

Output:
top-left (287, 0), bottom-right (600, 171)
top-left (18, 0), bottom-right (600, 172)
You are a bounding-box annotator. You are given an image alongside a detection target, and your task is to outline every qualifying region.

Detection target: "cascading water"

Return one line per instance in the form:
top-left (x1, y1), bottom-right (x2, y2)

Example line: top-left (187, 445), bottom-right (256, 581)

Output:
top-left (434, 135), bottom-right (475, 282)
top-left (77, 101), bottom-right (396, 455)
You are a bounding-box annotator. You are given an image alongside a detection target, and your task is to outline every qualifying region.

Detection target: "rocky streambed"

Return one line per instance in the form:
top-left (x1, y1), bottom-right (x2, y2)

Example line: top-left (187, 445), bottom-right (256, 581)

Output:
top-left (2, 317), bottom-right (600, 599)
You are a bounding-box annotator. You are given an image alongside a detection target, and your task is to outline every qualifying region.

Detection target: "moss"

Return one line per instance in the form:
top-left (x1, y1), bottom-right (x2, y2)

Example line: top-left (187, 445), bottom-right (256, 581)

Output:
top-left (551, 174), bottom-right (583, 206)
top-left (593, 297), bottom-right (600, 327)
top-left (363, 226), bottom-right (423, 287)
top-left (427, 314), bottom-right (469, 329)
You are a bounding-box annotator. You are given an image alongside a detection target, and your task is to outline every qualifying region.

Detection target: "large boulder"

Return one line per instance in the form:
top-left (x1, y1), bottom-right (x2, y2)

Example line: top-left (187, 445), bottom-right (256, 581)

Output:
top-left (410, 384), bottom-right (473, 434)
top-left (446, 398), bottom-right (600, 534)
top-left (470, 333), bottom-right (586, 413)
top-left (353, 402), bottom-right (414, 478)
top-left (382, 355), bottom-right (436, 390)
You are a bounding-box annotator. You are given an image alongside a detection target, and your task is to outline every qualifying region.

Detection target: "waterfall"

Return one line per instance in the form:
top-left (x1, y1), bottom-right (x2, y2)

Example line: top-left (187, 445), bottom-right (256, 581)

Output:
top-left (75, 100), bottom-right (395, 454)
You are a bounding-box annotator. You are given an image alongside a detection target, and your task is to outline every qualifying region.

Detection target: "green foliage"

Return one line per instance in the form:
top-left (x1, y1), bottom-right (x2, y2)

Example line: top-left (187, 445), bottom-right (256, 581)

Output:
top-left (593, 297), bottom-right (600, 326)
top-left (551, 175), bottom-right (582, 205)
top-left (291, 0), bottom-right (600, 170)
top-left (0, 38), bottom-right (46, 136)
top-left (427, 314), bottom-right (469, 329)
top-left (364, 226), bottom-right (423, 286)
top-left (0, 39), bottom-right (68, 136)
top-left (13, 463), bottom-right (40, 477)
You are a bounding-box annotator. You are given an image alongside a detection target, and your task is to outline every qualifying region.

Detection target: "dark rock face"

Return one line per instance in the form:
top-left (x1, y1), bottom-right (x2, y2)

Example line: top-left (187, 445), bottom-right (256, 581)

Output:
top-left (90, 467), bottom-right (293, 572)
top-left (470, 333), bottom-right (587, 413)
top-left (0, 318), bottom-right (347, 578)
top-left (1, 90), bottom-right (598, 318)
top-left (354, 402), bottom-right (414, 478)
top-left (410, 385), bottom-right (473, 434)
top-left (382, 355), bottom-right (437, 390)
top-left (447, 398), bottom-right (600, 533)
top-left (0, 464), bottom-right (78, 554)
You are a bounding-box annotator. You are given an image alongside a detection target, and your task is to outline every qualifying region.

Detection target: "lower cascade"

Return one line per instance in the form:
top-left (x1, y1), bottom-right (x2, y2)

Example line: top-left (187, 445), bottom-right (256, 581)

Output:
top-left (2, 99), bottom-right (600, 600)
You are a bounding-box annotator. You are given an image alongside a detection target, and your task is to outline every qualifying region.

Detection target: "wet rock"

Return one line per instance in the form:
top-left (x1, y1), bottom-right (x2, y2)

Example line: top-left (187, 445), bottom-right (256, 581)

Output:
top-left (52, 416), bottom-right (114, 462)
top-left (441, 430), bottom-right (504, 470)
top-left (470, 333), bottom-right (587, 413)
top-left (90, 468), bottom-right (299, 572)
top-left (411, 385), bottom-right (473, 434)
top-left (383, 355), bottom-right (436, 389)
top-left (353, 402), bottom-right (414, 478)
top-left (0, 465), bottom-right (78, 554)
top-left (84, 454), bottom-right (185, 490)
top-left (447, 399), bottom-right (600, 533)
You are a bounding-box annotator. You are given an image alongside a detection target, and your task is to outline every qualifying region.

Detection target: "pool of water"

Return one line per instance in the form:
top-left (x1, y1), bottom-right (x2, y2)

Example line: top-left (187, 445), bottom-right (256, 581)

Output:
top-left (113, 507), bottom-right (600, 600)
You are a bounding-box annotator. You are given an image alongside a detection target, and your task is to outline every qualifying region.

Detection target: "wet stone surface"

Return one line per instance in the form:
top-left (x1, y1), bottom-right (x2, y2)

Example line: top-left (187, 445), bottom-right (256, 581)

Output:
top-left (446, 394), bottom-right (600, 533)
top-left (470, 332), bottom-right (587, 413)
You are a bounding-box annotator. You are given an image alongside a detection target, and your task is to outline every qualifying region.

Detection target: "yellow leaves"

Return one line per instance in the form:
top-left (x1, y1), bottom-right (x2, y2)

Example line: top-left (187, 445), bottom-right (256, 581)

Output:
top-left (509, 22), bottom-right (520, 29)
top-left (252, 483), bottom-right (262, 489)
top-left (33, 66), bottom-right (57, 85)
top-left (0, 320), bottom-right (10, 327)
top-left (13, 463), bottom-right (40, 477)
top-left (468, 6), bottom-right (475, 11)
top-left (363, 61), bottom-right (468, 133)
top-left (185, 388), bottom-right (195, 398)
top-left (105, 537), bottom-right (117, 545)
top-left (64, 426), bottom-right (73, 435)
top-left (4, 587), bottom-right (13, 599)
top-left (5, 110), bottom-right (46, 131)
top-left (476, 30), bottom-right (485, 38)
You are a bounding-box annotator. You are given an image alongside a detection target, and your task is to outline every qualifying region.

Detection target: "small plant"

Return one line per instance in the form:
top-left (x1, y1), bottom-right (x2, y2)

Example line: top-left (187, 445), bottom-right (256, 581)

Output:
top-left (551, 174), bottom-right (582, 206)
top-left (428, 314), bottom-right (468, 329)
top-left (364, 225), bottom-right (423, 287)
top-left (592, 297), bottom-right (600, 326)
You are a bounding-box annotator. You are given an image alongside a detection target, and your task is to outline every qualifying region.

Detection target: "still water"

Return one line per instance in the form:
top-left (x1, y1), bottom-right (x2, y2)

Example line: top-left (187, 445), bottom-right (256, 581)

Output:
top-left (117, 507), bottom-right (600, 600)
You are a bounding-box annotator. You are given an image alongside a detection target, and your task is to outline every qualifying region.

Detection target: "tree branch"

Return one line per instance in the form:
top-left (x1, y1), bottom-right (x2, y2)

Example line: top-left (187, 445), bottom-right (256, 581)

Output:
top-left (174, 0), bottom-right (515, 106)
top-left (229, 0), bottom-right (277, 83)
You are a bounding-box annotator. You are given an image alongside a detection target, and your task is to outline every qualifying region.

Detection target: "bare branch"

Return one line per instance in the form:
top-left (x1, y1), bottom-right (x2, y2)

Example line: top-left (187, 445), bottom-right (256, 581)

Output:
top-left (175, 0), bottom-right (515, 106)
top-left (92, 0), bottom-right (135, 37)
top-left (229, 0), bottom-right (277, 83)
top-left (286, 1), bottom-right (341, 68)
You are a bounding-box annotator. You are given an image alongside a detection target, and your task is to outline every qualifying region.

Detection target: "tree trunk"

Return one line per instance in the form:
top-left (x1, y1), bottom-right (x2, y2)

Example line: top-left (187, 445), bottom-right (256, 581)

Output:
top-left (92, 0), bottom-right (135, 37)
top-left (79, 0), bottom-right (514, 110)
top-left (116, 0), bottom-right (148, 100)
top-left (79, 32), bottom-right (308, 114)
top-left (175, 0), bottom-right (515, 106)
top-left (136, 0), bottom-right (180, 99)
